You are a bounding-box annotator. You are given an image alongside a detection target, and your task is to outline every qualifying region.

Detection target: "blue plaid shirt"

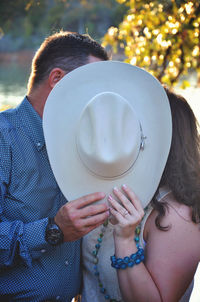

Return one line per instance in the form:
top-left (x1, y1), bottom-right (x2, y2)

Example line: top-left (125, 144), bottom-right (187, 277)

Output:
top-left (0, 97), bottom-right (81, 301)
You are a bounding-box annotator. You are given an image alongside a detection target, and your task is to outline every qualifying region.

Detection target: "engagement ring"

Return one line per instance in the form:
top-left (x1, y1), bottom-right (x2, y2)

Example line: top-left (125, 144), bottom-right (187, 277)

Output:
top-left (123, 210), bottom-right (129, 217)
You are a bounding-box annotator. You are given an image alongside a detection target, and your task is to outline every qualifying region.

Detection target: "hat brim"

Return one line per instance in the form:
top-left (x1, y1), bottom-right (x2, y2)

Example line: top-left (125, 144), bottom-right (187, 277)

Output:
top-left (43, 61), bottom-right (172, 207)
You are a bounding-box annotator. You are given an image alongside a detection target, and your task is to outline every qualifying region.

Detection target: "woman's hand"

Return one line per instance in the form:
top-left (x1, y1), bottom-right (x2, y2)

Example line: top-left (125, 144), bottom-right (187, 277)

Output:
top-left (108, 184), bottom-right (144, 240)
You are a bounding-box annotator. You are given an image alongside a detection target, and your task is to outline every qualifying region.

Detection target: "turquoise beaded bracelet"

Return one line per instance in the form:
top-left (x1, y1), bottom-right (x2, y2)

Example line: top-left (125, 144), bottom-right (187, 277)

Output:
top-left (110, 246), bottom-right (145, 269)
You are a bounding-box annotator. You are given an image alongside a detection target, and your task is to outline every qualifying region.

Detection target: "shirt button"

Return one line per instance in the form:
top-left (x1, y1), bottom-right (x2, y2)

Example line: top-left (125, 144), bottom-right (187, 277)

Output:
top-left (65, 260), bottom-right (69, 266)
top-left (56, 296), bottom-right (60, 300)
top-left (37, 142), bottom-right (41, 147)
top-left (41, 249), bottom-right (46, 253)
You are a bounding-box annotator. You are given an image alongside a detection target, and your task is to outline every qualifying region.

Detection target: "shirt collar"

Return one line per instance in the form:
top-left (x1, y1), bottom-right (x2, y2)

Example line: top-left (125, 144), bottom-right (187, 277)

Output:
top-left (16, 97), bottom-right (45, 151)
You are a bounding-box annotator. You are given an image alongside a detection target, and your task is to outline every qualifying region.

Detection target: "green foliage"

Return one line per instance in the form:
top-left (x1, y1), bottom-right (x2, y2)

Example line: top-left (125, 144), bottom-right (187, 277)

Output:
top-left (0, 0), bottom-right (127, 48)
top-left (103, 0), bottom-right (200, 87)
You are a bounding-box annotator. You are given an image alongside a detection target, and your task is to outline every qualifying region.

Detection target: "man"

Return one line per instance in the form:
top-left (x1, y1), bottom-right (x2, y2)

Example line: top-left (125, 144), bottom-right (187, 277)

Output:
top-left (0, 31), bottom-right (109, 301)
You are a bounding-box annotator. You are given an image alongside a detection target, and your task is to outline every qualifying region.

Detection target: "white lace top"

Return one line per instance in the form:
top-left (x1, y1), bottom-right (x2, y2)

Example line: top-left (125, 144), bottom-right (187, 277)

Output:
top-left (81, 188), bottom-right (193, 302)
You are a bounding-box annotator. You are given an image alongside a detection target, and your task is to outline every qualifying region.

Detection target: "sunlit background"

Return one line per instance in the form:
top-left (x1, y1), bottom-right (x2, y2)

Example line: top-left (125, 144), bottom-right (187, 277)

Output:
top-left (0, 0), bottom-right (199, 301)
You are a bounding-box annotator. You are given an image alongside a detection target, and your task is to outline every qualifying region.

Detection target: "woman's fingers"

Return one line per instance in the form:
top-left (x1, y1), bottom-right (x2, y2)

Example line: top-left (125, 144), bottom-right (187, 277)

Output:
top-left (108, 185), bottom-right (144, 223)
top-left (121, 184), bottom-right (144, 218)
top-left (108, 186), bottom-right (145, 239)
top-left (109, 207), bottom-right (127, 224)
top-left (108, 194), bottom-right (131, 218)
top-left (112, 186), bottom-right (135, 215)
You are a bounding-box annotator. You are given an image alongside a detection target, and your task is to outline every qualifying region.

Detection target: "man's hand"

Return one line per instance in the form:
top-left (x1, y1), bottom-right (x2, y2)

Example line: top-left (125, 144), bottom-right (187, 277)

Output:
top-left (54, 192), bottom-right (109, 241)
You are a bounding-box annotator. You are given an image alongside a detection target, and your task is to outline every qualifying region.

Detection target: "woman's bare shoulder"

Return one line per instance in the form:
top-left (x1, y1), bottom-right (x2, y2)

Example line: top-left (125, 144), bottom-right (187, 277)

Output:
top-left (145, 197), bottom-right (200, 256)
top-left (143, 199), bottom-right (200, 301)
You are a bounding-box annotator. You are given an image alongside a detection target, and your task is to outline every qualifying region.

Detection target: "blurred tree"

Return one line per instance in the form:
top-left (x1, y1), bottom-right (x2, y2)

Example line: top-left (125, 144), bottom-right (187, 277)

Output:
top-left (103, 0), bottom-right (200, 87)
top-left (39, 0), bottom-right (127, 40)
top-left (0, 0), bottom-right (127, 49)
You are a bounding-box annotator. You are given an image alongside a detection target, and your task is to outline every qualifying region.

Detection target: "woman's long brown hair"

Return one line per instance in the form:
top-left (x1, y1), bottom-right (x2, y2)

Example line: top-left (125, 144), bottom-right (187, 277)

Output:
top-left (152, 88), bottom-right (200, 229)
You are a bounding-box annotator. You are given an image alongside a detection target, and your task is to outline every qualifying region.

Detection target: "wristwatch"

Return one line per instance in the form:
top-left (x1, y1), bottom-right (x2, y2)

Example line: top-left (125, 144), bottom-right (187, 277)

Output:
top-left (45, 217), bottom-right (64, 246)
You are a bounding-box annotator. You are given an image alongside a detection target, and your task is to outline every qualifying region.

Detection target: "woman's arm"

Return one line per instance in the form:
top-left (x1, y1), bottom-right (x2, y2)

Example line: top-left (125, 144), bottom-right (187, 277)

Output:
top-left (109, 185), bottom-right (200, 302)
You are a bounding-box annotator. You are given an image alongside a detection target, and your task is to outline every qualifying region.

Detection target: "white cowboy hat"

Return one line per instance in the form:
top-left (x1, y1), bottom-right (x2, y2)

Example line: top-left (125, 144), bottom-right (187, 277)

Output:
top-left (43, 61), bottom-right (172, 208)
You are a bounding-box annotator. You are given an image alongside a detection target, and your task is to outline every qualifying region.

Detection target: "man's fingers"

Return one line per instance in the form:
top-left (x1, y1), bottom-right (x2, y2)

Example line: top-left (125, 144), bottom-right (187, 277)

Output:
top-left (79, 202), bottom-right (109, 218)
top-left (83, 211), bottom-right (109, 227)
top-left (55, 192), bottom-right (109, 242)
top-left (73, 192), bottom-right (106, 209)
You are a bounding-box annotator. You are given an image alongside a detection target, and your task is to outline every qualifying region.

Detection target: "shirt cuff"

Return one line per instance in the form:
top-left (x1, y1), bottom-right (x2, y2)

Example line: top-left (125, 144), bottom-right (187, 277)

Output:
top-left (24, 217), bottom-right (51, 259)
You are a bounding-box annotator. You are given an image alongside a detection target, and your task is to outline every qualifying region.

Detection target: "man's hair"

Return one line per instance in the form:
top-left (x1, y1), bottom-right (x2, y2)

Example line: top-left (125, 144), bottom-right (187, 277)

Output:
top-left (27, 31), bottom-right (109, 92)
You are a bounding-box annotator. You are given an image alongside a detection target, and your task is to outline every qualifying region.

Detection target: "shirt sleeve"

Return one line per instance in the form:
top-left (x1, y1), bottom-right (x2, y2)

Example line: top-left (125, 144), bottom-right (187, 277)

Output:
top-left (0, 128), bottom-right (50, 268)
top-left (0, 214), bottom-right (49, 267)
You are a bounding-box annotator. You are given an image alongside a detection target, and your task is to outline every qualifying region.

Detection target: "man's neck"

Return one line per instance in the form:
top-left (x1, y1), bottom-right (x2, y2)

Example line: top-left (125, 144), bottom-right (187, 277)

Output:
top-left (27, 84), bottom-right (50, 118)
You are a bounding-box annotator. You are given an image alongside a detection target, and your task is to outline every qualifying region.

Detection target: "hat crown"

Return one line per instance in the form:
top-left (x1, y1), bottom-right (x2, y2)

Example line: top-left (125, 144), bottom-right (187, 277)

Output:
top-left (76, 92), bottom-right (141, 178)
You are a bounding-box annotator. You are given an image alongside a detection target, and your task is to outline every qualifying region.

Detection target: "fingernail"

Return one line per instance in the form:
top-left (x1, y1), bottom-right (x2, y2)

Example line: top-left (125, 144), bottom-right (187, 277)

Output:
top-left (122, 184), bottom-right (127, 189)
top-left (106, 209), bottom-right (110, 216)
top-left (113, 187), bottom-right (118, 192)
top-left (108, 194), bottom-right (113, 201)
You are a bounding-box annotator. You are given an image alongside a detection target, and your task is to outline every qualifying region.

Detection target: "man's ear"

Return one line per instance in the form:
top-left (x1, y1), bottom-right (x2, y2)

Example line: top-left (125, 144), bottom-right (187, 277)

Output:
top-left (48, 68), bottom-right (66, 89)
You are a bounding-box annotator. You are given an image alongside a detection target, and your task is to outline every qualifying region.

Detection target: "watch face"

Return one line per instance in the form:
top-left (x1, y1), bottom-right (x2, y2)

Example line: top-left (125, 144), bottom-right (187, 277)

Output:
top-left (45, 223), bottom-right (64, 246)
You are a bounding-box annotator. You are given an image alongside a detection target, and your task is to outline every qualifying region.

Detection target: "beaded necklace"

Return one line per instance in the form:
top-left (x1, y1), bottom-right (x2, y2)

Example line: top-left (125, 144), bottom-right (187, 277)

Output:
top-left (92, 212), bottom-right (146, 302)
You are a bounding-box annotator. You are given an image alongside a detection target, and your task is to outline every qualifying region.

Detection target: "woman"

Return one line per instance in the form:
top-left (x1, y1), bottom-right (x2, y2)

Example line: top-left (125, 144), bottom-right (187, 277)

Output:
top-left (81, 88), bottom-right (200, 302)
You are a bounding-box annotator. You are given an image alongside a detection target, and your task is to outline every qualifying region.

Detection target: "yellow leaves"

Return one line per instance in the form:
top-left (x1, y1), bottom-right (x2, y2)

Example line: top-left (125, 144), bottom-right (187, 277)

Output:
top-left (153, 29), bottom-right (159, 35)
top-left (117, 0), bottom-right (127, 3)
top-left (193, 22), bottom-right (199, 28)
top-left (156, 33), bottom-right (171, 49)
top-left (108, 27), bottom-right (118, 37)
top-left (185, 2), bottom-right (194, 15)
top-left (130, 57), bottom-right (137, 65)
top-left (143, 27), bottom-right (151, 39)
top-left (168, 66), bottom-right (179, 77)
top-left (158, 4), bottom-right (163, 13)
top-left (178, 7), bottom-right (184, 14)
top-left (103, 26), bottom-right (119, 50)
top-left (181, 80), bottom-right (190, 89)
top-left (103, 0), bottom-right (200, 87)
top-left (172, 28), bottom-right (178, 34)
top-left (161, 75), bottom-right (171, 86)
top-left (180, 14), bottom-right (185, 22)
top-left (192, 46), bottom-right (199, 57)
top-left (143, 56), bottom-right (150, 64)
top-left (127, 14), bottom-right (135, 22)
top-left (156, 33), bottom-right (162, 44)
top-left (166, 19), bottom-right (180, 35)
top-left (0, 105), bottom-right (11, 112)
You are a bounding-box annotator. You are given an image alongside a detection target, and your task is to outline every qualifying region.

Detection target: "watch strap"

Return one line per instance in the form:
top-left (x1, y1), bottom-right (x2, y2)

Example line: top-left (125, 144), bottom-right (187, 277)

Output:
top-left (45, 217), bottom-right (64, 246)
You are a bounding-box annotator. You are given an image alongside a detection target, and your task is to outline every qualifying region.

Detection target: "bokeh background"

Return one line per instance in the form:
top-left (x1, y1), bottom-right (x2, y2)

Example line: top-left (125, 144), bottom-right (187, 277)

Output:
top-left (0, 1), bottom-right (199, 301)
top-left (0, 0), bottom-right (127, 107)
